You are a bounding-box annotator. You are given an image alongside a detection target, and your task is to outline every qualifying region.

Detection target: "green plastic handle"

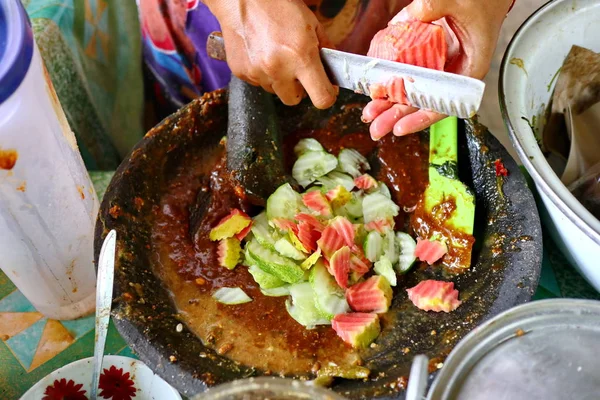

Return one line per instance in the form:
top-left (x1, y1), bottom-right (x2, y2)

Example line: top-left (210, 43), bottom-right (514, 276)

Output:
top-left (429, 116), bottom-right (458, 165)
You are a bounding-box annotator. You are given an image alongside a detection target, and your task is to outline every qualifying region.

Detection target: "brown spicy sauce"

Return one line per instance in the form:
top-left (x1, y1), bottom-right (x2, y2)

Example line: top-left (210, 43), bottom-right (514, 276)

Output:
top-left (151, 128), bottom-right (439, 376)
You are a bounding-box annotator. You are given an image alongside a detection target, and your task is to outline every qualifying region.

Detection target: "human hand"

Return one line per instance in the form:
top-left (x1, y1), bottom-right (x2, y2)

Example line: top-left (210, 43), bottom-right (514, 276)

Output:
top-left (205, 0), bottom-right (337, 109)
top-left (363, 0), bottom-right (514, 140)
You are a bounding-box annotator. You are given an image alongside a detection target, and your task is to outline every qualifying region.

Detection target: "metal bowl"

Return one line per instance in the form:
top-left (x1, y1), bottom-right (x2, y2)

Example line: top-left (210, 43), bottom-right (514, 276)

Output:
top-left (500, 0), bottom-right (600, 291)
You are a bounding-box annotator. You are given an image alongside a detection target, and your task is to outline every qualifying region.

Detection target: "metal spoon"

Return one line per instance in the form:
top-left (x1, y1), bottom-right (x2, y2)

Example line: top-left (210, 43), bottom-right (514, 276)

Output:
top-left (90, 229), bottom-right (117, 399)
top-left (406, 354), bottom-right (429, 400)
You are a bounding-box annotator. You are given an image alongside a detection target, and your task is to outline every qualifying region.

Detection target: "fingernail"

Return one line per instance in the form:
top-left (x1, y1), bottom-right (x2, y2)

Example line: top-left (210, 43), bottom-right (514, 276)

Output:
top-left (361, 116), bottom-right (372, 123)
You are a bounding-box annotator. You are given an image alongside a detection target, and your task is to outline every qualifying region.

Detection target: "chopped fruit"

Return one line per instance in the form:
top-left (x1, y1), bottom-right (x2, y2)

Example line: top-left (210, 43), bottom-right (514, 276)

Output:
top-left (302, 191), bottom-right (332, 217)
top-left (374, 256), bottom-right (397, 286)
top-left (346, 276), bottom-right (393, 313)
top-left (406, 280), bottom-right (461, 312)
top-left (330, 246), bottom-right (352, 288)
top-left (364, 230), bottom-right (383, 262)
top-left (213, 287), bottom-right (252, 305)
top-left (289, 229), bottom-right (310, 253)
top-left (292, 150), bottom-right (338, 188)
top-left (326, 185), bottom-right (352, 208)
top-left (365, 219), bottom-right (393, 234)
top-left (248, 264), bottom-right (286, 289)
top-left (338, 148), bottom-right (371, 178)
top-left (297, 221), bottom-right (320, 252)
top-left (235, 223), bottom-right (252, 241)
top-left (301, 248), bottom-right (321, 270)
top-left (368, 19), bottom-right (447, 70)
top-left (209, 209), bottom-right (252, 241)
top-left (332, 313), bottom-right (381, 348)
top-left (317, 365), bottom-right (370, 379)
top-left (415, 238), bottom-right (448, 265)
top-left (295, 213), bottom-right (326, 232)
top-left (362, 193), bottom-right (400, 224)
top-left (317, 225), bottom-right (345, 259)
top-left (350, 253), bottom-right (371, 275)
top-left (329, 216), bottom-right (356, 250)
top-left (270, 218), bottom-right (297, 233)
top-left (354, 174), bottom-right (378, 190)
top-left (494, 158), bottom-right (509, 177)
top-left (246, 240), bottom-right (305, 283)
top-left (218, 238), bottom-right (241, 269)
top-left (275, 237), bottom-right (307, 261)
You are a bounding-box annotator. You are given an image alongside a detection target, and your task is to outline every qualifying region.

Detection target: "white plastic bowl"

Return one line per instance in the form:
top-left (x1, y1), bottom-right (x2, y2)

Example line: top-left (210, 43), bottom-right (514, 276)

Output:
top-left (500, 0), bottom-right (600, 291)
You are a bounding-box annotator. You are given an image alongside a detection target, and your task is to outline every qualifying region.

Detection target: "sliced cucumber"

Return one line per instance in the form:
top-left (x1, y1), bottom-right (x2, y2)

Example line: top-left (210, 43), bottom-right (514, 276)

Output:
top-left (247, 239), bottom-right (305, 284)
top-left (292, 151), bottom-right (338, 188)
top-left (286, 282), bottom-right (330, 328)
top-left (383, 230), bottom-right (399, 263)
top-left (372, 182), bottom-right (392, 198)
top-left (396, 232), bottom-right (417, 274)
top-left (260, 286), bottom-right (291, 297)
top-left (294, 138), bottom-right (324, 156)
top-left (338, 148), bottom-right (370, 178)
top-left (213, 287), bottom-right (252, 305)
top-left (326, 171), bottom-right (356, 191)
top-left (248, 264), bottom-right (286, 289)
top-left (362, 192), bottom-right (400, 224)
top-left (374, 256), bottom-right (397, 286)
top-left (251, 212), bottom-right (279, 250)
top-left (336, 191), bottom-right (364, 220)
top-left (275, 237), bottom-right (307, 261)
top-left (364, 231), bottom-right (383, 263)
top-left (310, 261), bottom-right (349, 319)
top-left (266, 183), bottom-right (303, 221)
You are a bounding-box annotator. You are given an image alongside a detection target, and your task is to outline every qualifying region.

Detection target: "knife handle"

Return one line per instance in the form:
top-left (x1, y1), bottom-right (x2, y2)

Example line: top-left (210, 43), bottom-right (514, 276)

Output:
top-left (207, 32), bottom-right (227, 61)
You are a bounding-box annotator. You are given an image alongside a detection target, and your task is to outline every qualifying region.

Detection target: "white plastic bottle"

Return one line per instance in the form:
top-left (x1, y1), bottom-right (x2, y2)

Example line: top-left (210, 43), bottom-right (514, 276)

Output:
top-left (0, 0), bottom-right (97, 319)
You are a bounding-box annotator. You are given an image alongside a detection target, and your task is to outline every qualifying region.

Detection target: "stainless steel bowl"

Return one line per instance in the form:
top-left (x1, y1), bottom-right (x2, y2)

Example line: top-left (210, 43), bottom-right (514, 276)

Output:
top-left (500, 0), bottom-right (600, 292)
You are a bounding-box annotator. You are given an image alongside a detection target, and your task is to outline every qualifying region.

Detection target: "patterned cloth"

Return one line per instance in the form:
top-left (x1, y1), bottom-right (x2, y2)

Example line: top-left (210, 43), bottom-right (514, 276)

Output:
top-left (22, 0), bottom-right (144, 170)
top-left (138, 0), bottom-right (411, 112)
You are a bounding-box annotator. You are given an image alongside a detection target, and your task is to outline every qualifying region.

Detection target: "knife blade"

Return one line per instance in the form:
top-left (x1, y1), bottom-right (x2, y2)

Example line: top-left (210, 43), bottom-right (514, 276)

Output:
top-left (90, 229), bottom-right (116, 400)
top-left (206, 32), bottom-right (485, 119)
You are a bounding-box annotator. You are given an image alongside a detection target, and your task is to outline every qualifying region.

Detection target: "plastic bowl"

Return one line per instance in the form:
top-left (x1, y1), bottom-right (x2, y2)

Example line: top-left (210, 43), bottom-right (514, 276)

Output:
top-left (500, 0), bottom-right (600, 292)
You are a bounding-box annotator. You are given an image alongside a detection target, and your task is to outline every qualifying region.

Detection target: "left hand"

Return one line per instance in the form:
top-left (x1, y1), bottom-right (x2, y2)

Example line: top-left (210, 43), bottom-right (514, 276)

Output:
top-left (363, 0), bottom-right (514, 140)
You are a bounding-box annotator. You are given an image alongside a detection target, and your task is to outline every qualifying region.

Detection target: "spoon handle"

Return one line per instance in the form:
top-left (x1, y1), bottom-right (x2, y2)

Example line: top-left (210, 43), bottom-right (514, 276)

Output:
top-left (90, 230), bottom-right (117, 399)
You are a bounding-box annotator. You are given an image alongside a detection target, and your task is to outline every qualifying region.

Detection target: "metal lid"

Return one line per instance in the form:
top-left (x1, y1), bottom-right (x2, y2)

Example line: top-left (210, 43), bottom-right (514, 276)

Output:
top-left (0, 0), bottom-right (34, 104)
top-left (427, 299), bottom-right (600, 400)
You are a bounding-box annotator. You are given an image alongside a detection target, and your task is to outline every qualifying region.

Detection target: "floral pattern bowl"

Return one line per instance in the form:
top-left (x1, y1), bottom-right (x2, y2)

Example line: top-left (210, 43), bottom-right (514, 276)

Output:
top-left (21, 355), bottom-right (181, 400)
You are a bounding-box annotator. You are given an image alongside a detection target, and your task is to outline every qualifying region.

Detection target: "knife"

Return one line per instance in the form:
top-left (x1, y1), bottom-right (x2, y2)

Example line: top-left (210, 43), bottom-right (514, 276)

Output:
top-left (90, 229), bottom-right (117, 400)
top-left (206, 32), bottom-right (485, 119)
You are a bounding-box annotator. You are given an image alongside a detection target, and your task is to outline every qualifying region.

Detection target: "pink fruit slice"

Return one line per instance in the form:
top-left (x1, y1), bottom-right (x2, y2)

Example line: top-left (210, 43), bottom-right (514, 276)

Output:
top-left (368, 20), bottom-right (447, 70)
top-left (329, 246), bottom-right (352, 288)
top-left (406, 280), bottom-right (461, 312)
top-left (297, 221), bottom-right (320, 252)
top-left (354, 174), bottom-right (378, 190)
top-left (364, 219), bottom-right (393, 234)
top-left (346, 276), bottom-right (393, 313)
top-left (317, 225), bottom-right (345, 259)
top-left (329, 216), bottom-right (357, 250)
top-left (235, 222), bottom-right (252, 241)
top-left (295, 213), bottom-right (326, 232)
top-left (270, 218), bottom-right (297, 234)
top-left (332, 313), bottom-right (381, 348)
top-left (209, 209), bottom-right (252, 241)
top-left (302, 191), bottom-right (332, 217)
top-left (415, 238), bottom-right (448, 265)
top-left (350, 252), bottom-right (371, 275)
top-left (217, 238), bottom-right (241, 270)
